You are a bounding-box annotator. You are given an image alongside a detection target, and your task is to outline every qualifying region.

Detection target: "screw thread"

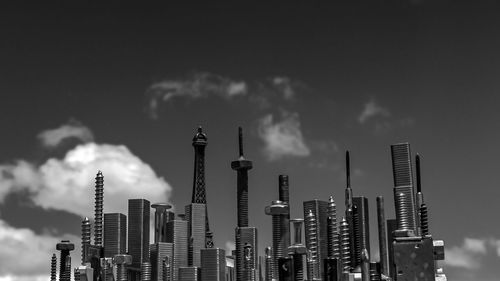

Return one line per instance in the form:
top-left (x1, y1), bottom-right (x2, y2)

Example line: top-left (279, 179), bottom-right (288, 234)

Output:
top-left (305, 210), bottom-right (319, 279)
top-left (352, 207), bottom-right (362, 267)
top-left (163, 257), bottom-right (171, 281)
top-left (94, 171), bottom-right (104, 246)
top-left (420, 203), bottom-right (429, 236)
top-left (292, 254), bottom-right (304, 281)
top-left (59, 251), bottom-right (69, 281)
top-left (369, 262), bottom-right (381, 281)
top-left (50, 254), bottom-right (57, 281)
top-left (117, 264), bottom-right (127, 281)
top-left (394, 190), bottom-right (415, 231)
top-left (61, 255), bottom-right (71, 281)
top-left (237, 170), bottom-right (249, 227)
top-left (141, 262), bottom-right (152, 281)
top-left (265, 247), bottom-right (273, 281)
top-left (306, 253), bottom-right (314, 281)
top-left (339, 218), bottom-right (351, 272)
top-left (327, 197), bottom-right (340, 259)
top-left (81, 217), bottom-right (91, 264)
top-left (244, 245), bottom-right (255, 281)
top-left (74, 268), bottom-right (80, 281)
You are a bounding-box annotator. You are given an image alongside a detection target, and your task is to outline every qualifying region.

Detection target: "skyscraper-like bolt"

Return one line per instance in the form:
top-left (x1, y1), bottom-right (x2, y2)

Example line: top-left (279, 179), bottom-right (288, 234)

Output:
top-left (141, 262), bottom-right (152, 281)
top-left (278, 175), bottom-right (291, 250)
top-left (50, 253), bottom-right (57, 281)
top-left (163, 257), bottom-right (171, 281)
top-left (265, 200), bottom-right (289, 280)
top-left (151, 203), bottom-right (173, 243)
top-left (94, 171), bottom-right (104, 247)
top-left (288, 219), bottom-right (306, 281)
top-left (62, 255), bottom-right (71, 281)
top-left (305, 210), bottom-right (319, 279)
top-left (81, 217), bottom-right (91, 265)
top-left (56, 240), bottom-right (74, 281)
top-left (113, 254), bottom-right (132, 281)
top-left (265, 247), bottom-right (273, 281)
top-left (327, 196), bottom-right (340, 259)
top-left (339, 218), bottom-right (351, 273)
top-left (231, 127), bottom-right (253, 228)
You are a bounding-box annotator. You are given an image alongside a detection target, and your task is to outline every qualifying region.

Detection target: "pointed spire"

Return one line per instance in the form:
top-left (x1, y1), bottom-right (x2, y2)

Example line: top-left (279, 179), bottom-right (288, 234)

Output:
top-left (238, 126), bottom-right (244, 158)
top-left (346, 150), bottom-right (351, 189)
top-left (416, 154), bottom-right (422, 193)
top-left (94, 171), bottom-right (104, 247)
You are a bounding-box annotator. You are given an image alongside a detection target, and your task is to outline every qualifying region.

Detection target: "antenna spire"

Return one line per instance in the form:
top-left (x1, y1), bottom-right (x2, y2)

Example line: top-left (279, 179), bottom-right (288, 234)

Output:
top-left (416, 154), bottom-right (422, 193)
top-left (238, 126), bottom-right (244, 158)
top-left (346, 150), bottom-right (351, 189)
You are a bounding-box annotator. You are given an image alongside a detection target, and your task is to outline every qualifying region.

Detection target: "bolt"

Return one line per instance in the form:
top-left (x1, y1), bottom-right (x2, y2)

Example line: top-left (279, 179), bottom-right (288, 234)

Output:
top-left (232, 127), bottom-right (253, 228)
top-left (151, 203), bottom-right (172, 243)
top-left (163, 256), bottom-right (171, 281)
top-left (56, 240), bottom-right (74, 281)
top-left (305, 210), bottom-right (319, 279)
top-left (94, 171), bottom-right (104, 247)
top-left (327, 196), bottom-right (340, 259)
top-left (81, 217), bottom-right (91, 265)
top-left (50, 253), bottom-right (57, 281)
top-left (265, 247), bottom-right (273, 281)
top-left (141, 262), bottom-right (152, 281)
top-left (113, 254), bottom-right (132, 281)
top-left (265, 200), bottom-right (290, 280)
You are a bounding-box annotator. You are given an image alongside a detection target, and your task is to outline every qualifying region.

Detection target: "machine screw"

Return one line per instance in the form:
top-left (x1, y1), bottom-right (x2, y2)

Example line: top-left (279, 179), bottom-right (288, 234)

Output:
top-left (81, 217), bottom-right (91, 265)
top-left (94, 171), bottom-right (104, 247)
top-left (113, 254), bottom-right (132, 281)
top-left (50, 253), bottom-right (57, 281)
top-left (56, 240), bottom-right (74, 281)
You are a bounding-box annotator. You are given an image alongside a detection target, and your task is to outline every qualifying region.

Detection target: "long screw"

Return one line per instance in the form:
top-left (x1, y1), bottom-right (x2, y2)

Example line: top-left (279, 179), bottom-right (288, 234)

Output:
top-left (81, 217), bottom-right (91, 265)
top-left (265, 200), bottom-right (289, 279)
top-left (56, 240), bottom-right (74, 281)
top-left (339, 218), bottom-right (351, 273)
top-left (420, 203), bottom-right (429, 236)
top-left (305, 210), bottom-right (319, 279)
top-left (265, 247), bottom-right (273, 281)
top-left (114, 254), bottom-right (132, 281)
top-left (141, 262), bottom-right (152, 281)
top-left (327, 196), bottom-right (340, 259)
top-left (50, 253), bottom-right (57, 281)
top-left (74, 268), bottom-right (80, 281)
top-left (94, 171), bottom-right (104, 247)
top-left (232, 127), bottom-right (253, 228)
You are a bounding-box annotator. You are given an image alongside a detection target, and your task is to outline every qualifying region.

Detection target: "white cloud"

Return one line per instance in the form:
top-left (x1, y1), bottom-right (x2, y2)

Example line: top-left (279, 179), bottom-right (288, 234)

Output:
top-left (0, 142), bottom-right (172, 218)
top-left (272, 76), bottom-right (295, 100)
top-left (147, 72), bottom-right (247, 118)
top-left (445, 237), bottom-right (500, 270)
top-left (257, 111), bottom-right (310, 161)
top-left (358, 99), bottom-right (391, 124)
top-left (0, 218), bottom-right (79, 278)
top-left (37, 120), bottom-right (94, 148)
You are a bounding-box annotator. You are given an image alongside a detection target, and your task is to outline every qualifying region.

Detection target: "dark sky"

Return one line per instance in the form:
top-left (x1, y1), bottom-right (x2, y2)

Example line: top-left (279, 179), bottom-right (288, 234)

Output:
top-left (1, 1), bottom-right (500, 280)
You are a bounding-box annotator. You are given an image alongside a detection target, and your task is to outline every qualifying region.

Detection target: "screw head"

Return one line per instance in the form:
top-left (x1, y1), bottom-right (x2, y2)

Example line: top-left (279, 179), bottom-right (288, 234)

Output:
top-left (113, 254), bottom-right (132, 265)
top-left (56, 240), bottom-right (75, 251)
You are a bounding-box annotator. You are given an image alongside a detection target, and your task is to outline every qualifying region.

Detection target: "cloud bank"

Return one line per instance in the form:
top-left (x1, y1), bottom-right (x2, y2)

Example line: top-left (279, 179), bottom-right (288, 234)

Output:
top-left (445, 237), bottom-right (500, 270)
top-left (37, 120), bottom-right (94, 148)
top-left (358, 99), bottom-right (391, 124)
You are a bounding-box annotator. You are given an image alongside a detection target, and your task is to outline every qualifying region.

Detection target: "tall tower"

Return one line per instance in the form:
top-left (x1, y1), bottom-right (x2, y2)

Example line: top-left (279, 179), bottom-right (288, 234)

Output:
top-left (94, 171), bottom-right (104, 247)
top-left (128, 199), bottom-right (151, 269)
top-left (166, 219), bottom-right (189, 281)
top-left (191, 126), bottom-right (213, 248)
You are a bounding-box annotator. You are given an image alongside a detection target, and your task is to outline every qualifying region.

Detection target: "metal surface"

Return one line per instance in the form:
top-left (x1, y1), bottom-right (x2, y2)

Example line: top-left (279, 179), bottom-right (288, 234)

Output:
top-left (128, 199), bottom-right (151, 268)
top-left (278, 175), bottom-right (291, 252)
top-left (244, 244), bottom-right (256, 281)
top-left (50, 253), bottom-right (57, 281)
top-left (369, 262), bottom-right (381, 281)
top-left (150, 242), bottom-right (174, 281)
top-left (166, 220), bottom-right (189, 281)
top-left (265, 199), bottom-right (289, 280)
top-left (305, 209), bottom-right (320, 279)
top-left (113, 254), bottom-right (132, 281)
top-left (56, 240), bottom-right (74, 281)
top-left (303, 199), bottom-right (328, 278)
top-left (390, 143), bottom-right (417, 234)
top-left (327, 196), bottom-right (340, 259)
top-left (231, 127), bottom-right (253, 228)
top-left (179, 267), bottom-right (201, 281)
top-left (201, 248), bottom-right (226, 281)
top-left (185, 203), bottom-right (207, 267)
top-left (62, 255), bottom-right (71, 281)
top-left (386, 219), bottom-right (397, 279)
top-left (235, 227), bottom-right (258, 281)
top-left (323, 257), bottom-right (341, 281)
top-left (82, 217), bottom-right (91, 265)
top-left (94, 171), bottom-right (104, 247)
top-left (265, 247), bottom-right (273, 281)
top-left (376, 197), bottom-right (389, 277)
top-left (151, 203), bottom-right (173, 243)
top-left (339, 218), bottom-right (351, 273)
top-left (163, 257), bottom-right (172, 281)
top-left (420, 203), bottom-right (429, 236)
top-left (392, 237), bottom-right (435, 281)
top-left (288, 219), bottom-right (306, 281)
top-left (278, 257), bottom-right (294, 281)
top-left (361, 249), bottom-right (369, 281)
top-left (141, 262), bottom-right (152, 281)
top-left (104, 213), bottom-right (127, 258)
top-left (353, 197), bottom-right (370, 268)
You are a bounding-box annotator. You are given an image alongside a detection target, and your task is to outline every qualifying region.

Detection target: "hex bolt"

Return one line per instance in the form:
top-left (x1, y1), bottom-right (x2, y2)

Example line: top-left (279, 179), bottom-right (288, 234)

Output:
top-left (151, 203), bottom-right (173, 243)
top-left (56, 240), bottom-right (74, 281)
top-left (265, 200), bottom-right (290, 280)
top-left (113, 254), bottom-right (132, 281)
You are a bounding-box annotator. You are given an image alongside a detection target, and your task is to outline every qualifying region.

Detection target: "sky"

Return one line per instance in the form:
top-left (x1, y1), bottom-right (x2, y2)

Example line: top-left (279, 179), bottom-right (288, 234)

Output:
top-left (1, 1), bottom-right (500, 280)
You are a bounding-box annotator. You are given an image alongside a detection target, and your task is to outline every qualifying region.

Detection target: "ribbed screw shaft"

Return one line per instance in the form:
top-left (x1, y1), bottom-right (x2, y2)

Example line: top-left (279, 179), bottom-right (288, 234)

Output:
top-left (292, 255), bottom-right (304, 281)
top-left (420, 203), bottom-right (429, 236)
top-left (244, 244), bottom-right (255, 281)
top-left (57, 240), bottom-right (74, 281)
top-left (352, 206), bottom-right (362, 267)
top-left (163, 257), bottom-right (171, 281)
top-left (369, 262), bottom-right (381, 281)
top-left (141, 262), bottom-right (152, 281)
top-left (327, 196), bottom-right (340, 259)
top-left (305, 210), bottom-right (319, 279)
top-left (74, 268), bottom-right (80, 281)
top-left (339, 218), bottom-right (351, 273)
top-left (265, 247), bottom-right (273, 281)
top-left (81, 217), bottom-right (91, 264)
top-left (278, 175), bottom-right (291, 249)
top-left (61, 255), bottom-right (71, 281)
top-left (306, 251), bottom-right (314, 281)
top-left (394, 191), bottom-right (414, 231)
top-left (117, 264), bottom-right (127, 281)
top-left (50, 253), bottom-right (57, 281)
top-left (101, 258), bottom-right (108, 281)
top-left (232, 127), bottom-right (253, 228)
top-left (94, 171), bottom-right (104, 247)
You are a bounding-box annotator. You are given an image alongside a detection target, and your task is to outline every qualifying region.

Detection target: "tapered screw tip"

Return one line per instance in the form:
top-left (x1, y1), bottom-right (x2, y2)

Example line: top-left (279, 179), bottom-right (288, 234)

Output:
top-left (96, 170), bottom-right (103, 177)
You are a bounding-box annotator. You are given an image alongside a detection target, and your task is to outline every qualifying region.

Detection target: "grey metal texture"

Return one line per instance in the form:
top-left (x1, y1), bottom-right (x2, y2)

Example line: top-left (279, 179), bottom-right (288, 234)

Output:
top-left (386, 219), bottom-right (397, 280)
top-left (392, 237), bottom-right (436, 281)
top-left (265, 247), bottom-right (273, 281)
top-left (353, 197), bottom-right (370, 267)
top-left (235, 227), bottom-right (258, 281)
top-left (179, 266), bottom-right (201, 281)
top-left (327, 196), bottom-right (340, 259)
top-left (278, 257), bottom-right (294, 281)
top-left (84, 244), bottom-right (103, 281)
top-left (278, 175), bottom-right (291, 253)
top-left (433, 240), bottom-right (445, 261)
top-left (375, 197), bottom-right (389, 277)
top-left (104, 213), bottom-right (127, 258)
top-left (415, 154), bottom-right (423, 235)
top-left (305, 210), bottom-right (319, 279)
top-left (141, 262), bottom-right (152, 281)
top-left (201, 248), bottom-right (226, 281)
top-left (339, 218), bottom-right (351, 273)
top-left (94, 171), bottom-right (104, 247)
top-left (231, 127), bottom-right (253, 228)
top-left (163, 257), bottom-right (172, 281)
top-left (82, 217), bottom-right (91, 265)
top-left (62, 255), bottom-right (71, 281)
top-left (361, 249), bottom-right (369, 281)
top-left (113, 254), bottom-right (132, 281)
top-left (100, 257), bottom-right (113, 281)
top-left (303, 200), bottom-right (328, 278)
top-left (243, 244), bottom-right (256, 281)
top-left (56, 240), bottom-right (74, 281)
top-left (151, 203), bottom-right (173, 243)
top-left (288, 219), bottom-right (306, 281)
top-left (51, 253), bottom-right (57, 281)
top-left (419, 204), bottom-right (429, 236)
top-left (128, 199), bottom-right (151, 268)
top-left (186, 203), bottom-right (207, 267)
top-left (166, 220), bottom-right (189, 281)
top-left (369, 262), bottom-right (381, 281)
top-left (265, 200), bottom-right (289, 280)
top-left (323, 258), bottom-right (341, 281)
top-left (390, 143), bottom-right (417, 233)
top-left (74, 268), bottom-right (80, 281)
top-left (150, 242), bottom-right (174, 281)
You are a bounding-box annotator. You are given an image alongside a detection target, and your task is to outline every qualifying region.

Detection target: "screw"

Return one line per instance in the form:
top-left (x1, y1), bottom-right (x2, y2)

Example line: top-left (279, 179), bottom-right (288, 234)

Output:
top-left (420, 203), bottom-right (429, 236)
top-left (81, 217), bottom-right (91, 265)
top-left (327, 196), bottom-right (340, 259)
top-left (265, 200), bottom-right (289, 280)
top-left (94, 171), bottom-right (104, 247)
top-left (50, 253), bottom-right (57, 281)
top-left (56, 240), bottom-right (74, 281)
top-left (232, 127), bottom-right (253, 228)
top-left (339, 218), bottom-right (351, 273)
top-left (361, 249), bottom-right (369, 281)
top-left (305, 210), bottom-right (319, 279)
top-left (113, 254), bottom-right (132, 281)
top-left (141, 262), bottom-right (152, 281)
top-left (265, 247), bottom-right (273, 281)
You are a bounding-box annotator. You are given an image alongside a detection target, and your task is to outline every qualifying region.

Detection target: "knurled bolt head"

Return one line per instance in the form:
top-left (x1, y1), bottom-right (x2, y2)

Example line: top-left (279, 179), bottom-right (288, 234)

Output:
top-left (264, 201), bottom-right (289, 215)
top-left (113, 254), bottom-right (132, 265)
